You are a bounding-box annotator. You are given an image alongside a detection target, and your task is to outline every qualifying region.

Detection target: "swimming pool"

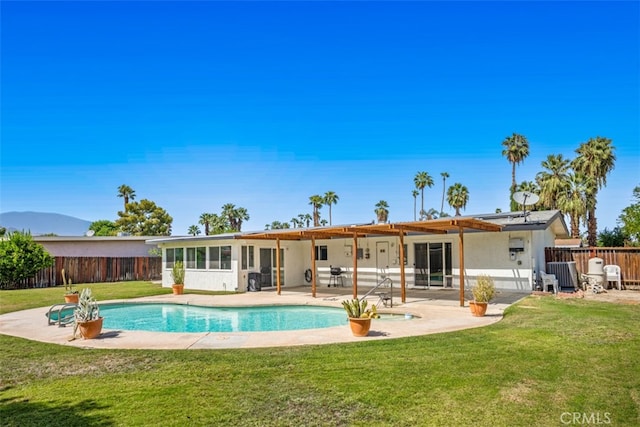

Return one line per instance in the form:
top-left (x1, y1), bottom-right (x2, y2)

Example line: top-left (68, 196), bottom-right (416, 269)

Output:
top-left (96, 303), bottom-right (348, 333)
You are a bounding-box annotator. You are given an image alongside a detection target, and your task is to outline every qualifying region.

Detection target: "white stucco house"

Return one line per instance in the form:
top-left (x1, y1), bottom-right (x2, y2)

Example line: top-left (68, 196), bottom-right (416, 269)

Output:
top-left (146, 210), bottom-right (569, 299)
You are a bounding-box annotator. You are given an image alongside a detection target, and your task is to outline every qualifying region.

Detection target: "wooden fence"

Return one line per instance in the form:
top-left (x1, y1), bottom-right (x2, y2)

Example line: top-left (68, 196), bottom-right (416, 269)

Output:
top-left (545, 247), bottom-right (640, 289)
top-left (16, 257), bottom-right (162, 289)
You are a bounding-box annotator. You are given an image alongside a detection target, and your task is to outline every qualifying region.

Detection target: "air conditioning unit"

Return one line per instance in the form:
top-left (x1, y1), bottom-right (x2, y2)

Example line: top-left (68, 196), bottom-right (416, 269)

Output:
top-left (509, 238), bottom-right (525, 252)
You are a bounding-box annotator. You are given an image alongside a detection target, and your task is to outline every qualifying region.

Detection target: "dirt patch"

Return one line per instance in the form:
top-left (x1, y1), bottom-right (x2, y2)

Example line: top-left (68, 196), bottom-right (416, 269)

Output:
top-left (583, 289), bottom-right (640, 305)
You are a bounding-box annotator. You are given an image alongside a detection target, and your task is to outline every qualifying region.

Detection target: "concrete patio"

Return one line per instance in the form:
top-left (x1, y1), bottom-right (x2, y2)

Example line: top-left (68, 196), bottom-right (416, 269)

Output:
top-left (0, 286), bottom-right (528, 350)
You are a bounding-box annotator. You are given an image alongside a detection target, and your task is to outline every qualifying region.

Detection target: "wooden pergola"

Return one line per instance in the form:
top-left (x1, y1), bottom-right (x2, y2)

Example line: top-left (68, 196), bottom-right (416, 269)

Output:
top-left (237, 218), bottom-right (502, 307)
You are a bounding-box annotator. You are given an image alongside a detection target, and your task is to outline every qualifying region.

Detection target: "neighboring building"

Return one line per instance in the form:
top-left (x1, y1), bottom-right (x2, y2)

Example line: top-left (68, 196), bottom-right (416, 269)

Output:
top-left (34, 236), bottom-right (155, 257)
top-left (147, 210), bottom-right (569, 294)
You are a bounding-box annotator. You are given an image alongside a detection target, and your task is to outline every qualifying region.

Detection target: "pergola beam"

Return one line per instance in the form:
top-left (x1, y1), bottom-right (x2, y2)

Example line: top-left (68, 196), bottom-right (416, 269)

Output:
top-left (234, 218), bottom-right (502, 303)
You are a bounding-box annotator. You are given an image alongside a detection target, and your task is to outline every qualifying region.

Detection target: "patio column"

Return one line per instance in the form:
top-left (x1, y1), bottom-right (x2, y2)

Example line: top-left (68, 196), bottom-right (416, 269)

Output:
top-left (276, 238), bottom-right (281, 295)
top-left (352, 233), bottom-right (358, 299)
top-left (399, 232), bottom-right (406, 303)
top-left (458, 226), bottom-right (465, 307)
top-left (311, 236), bottom-right (316, 298)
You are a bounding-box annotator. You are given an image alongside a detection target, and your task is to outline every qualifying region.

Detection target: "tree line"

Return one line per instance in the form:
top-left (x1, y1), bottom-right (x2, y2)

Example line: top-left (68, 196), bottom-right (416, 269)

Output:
top-left (81, 132), bottom-right (636, 246)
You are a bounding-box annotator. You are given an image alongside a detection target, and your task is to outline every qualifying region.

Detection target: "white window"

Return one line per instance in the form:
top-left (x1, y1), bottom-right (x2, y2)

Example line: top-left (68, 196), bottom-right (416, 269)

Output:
top-left (166, 248), bottom-right (184, 268)
top-left (241, 245), bottom-right (254, 270)
top-left (315, 245), bottom-right (328, 261)
top-left (209, 245), bottom-right (232, 270)
top-left (186, 247), bottom-right (206, 269)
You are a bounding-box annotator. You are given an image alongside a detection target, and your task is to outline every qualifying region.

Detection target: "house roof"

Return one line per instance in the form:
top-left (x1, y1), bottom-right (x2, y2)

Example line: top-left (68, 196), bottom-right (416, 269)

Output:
top-left (472, 209), bottom-right (569, 238)
top-left (146, 210), bottom-right (569, 245)
top-left (34, 235), bottom-right (154, 242)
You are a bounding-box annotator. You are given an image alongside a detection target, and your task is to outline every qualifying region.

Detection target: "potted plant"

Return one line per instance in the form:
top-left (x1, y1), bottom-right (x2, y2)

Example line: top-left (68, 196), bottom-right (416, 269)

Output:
top-left (469, 275), bottom-right (496, 317)
top-left (62, 269), bottom-right (79, 303)
top-left (74, 288), bottom-right (103, 339)
top-left (341, 298), bottom-right (379, 337)
top-left (171, 260), bottom-right (185, 295)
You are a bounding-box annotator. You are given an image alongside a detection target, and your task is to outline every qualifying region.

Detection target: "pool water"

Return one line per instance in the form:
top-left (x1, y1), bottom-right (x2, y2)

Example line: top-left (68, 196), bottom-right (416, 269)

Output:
top-left (97, 303), bottom-right (348, 333)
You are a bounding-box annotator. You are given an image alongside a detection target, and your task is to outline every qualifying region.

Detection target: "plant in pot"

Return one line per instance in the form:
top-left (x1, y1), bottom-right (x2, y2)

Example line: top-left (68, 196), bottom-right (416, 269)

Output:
top-left (341, 298), bottom-right (379, 337)
top-left (62, 269), bottom-right (79, 303)
top-left (73, 288), bottom-right (103, 339)
top-left (171, 260), bottom-right (185, 295)
top-left (469, 275), bottom-right (496, 317)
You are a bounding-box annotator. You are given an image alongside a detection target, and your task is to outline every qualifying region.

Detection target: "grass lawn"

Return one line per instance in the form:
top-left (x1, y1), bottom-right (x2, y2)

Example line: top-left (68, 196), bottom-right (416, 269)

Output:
top-left (1, 283), bottom-right (638, 426)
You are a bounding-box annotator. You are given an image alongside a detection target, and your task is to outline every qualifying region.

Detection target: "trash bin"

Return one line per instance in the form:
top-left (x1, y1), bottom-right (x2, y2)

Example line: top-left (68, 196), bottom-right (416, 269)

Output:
top-left (248, 272), bottom-right (261, 292)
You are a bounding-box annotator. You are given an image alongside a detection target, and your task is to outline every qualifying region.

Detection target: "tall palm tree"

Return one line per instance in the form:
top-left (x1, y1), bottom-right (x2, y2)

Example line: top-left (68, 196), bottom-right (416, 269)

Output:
top-left (440, 172), bottom-right (449, 216)
top-left (558, 173), bottom-right (587, 239)
top-left (536, 154), bottom-right (570, 210)
top-left (411, 189), bottom-right (419, 221)
top-left (309, 195), bottom-right (324, 227)
top-left (324, 191), bottom-right (339, 225)
top-left (199, 213), bottom-right (214, 235)
top-left (117, 184), bottom-right (136, 210)
top-left (414, 171), bottom-right (434, 220)
top-left (188, 225), bottom-right (201, 236)
top-left (447, 183), bottom-right (469, 216)
top-left (501, 133), bottom-right (530, 211)
top-left (571, 136), bottom-right (616, 246)
top-left (375, 200), bottom-right (389, 223)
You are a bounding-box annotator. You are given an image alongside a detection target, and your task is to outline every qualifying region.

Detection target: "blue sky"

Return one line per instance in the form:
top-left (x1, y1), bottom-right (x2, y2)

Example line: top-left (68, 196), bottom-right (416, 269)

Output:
top-left (1, 1), bottom-right (638, 235)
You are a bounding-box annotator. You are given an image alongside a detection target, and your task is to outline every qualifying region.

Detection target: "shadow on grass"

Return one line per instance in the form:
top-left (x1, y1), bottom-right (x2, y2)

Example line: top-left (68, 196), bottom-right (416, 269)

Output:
top-left (0, 397), bottom-right (113, 426)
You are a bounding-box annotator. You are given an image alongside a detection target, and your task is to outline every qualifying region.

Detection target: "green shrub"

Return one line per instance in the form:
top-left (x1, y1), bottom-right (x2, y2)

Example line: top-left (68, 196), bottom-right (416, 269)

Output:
top-left (0, 231), bottom-right (54, 289)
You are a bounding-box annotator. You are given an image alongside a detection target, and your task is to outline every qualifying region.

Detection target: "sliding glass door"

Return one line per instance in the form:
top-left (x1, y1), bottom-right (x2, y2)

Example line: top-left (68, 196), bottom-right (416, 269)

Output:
top-left (414, 242), bottom-right (452, 287)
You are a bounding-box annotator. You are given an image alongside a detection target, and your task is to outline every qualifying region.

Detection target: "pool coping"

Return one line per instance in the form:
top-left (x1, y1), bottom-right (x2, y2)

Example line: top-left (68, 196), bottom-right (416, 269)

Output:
top-left (0, 289), bottom-right (525, 349)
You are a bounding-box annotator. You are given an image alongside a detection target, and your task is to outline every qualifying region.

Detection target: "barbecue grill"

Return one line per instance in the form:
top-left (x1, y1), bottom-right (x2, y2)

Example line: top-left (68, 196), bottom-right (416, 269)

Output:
top-left (329, 266), bottom-right (344, 287)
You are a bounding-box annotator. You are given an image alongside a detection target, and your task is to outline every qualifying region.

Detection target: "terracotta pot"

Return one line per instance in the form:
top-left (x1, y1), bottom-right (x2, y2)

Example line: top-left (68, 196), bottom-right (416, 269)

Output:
top-left (348, 317), bottom-right (372, 337)
top-left (64, 294), bottom-right (79, 304)
top-left (78, 317), bottom-right (103, 339)
top-left (469, 301), bottom-right (488, 317)
top-left (172, 284), bottom-right (184, 295)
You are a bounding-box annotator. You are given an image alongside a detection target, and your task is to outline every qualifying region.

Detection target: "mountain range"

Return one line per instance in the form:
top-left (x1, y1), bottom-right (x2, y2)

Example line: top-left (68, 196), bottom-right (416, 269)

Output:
top-left (0, 211), bottom-right (93, 236)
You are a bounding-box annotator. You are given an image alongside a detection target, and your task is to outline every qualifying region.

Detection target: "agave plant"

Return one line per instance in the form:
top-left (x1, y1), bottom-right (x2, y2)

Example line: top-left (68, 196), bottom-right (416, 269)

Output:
top-left (341, 298), bottom-right (379, 319)
top-left (74, 288), bottom-right (100, 323)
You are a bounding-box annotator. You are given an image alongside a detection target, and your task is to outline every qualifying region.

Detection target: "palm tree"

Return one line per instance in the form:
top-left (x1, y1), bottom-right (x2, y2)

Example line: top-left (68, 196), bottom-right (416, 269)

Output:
top-left (571, 136), bottom-right (616, 246)
top-left (536, 154), bottom-right (570, 210)
top-left (221, 204), bottom-right (249, 231)
top-left (290, 217), bottom-right (302, 228)
top-left (309, 195), bottom-right (324, 227)
top-left (375, 200), bottom-right (389, 223)
top-left (447, 183), bottom-right (469, 216)
top-left (203, 213), bottom-right (227, 235)
top-left (117, 184), bottom-right (136, 210)
top-left (411, 189), bottom-right (419, 221)
top-left (425, 208), bottom-right (439, 220)
top-left (324, 191), bottom-right (339, 225)
top-left (234, 207), bottom-right (250, 231)
top-left (298, 213), bottom-right (312, 228)
top-left (515, 180), bottom-right (540, 195)
top-left (440, 172), bottom-right (449, 216)
top-left (501, 133), bottom-right (530, 211)
top-left (199, 213), bottom-right (214, 235)
top-left (558, 173), bottom-right (587, 239)
top-left (188, 225), bottom-right (201, 236)
top-left (414, 171), bottom-right (434, 220)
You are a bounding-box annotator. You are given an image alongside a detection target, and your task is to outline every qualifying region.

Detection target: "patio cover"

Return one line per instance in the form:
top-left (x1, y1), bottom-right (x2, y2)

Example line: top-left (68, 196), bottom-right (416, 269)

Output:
top-left (238, 218), bottom-right (502, 307)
